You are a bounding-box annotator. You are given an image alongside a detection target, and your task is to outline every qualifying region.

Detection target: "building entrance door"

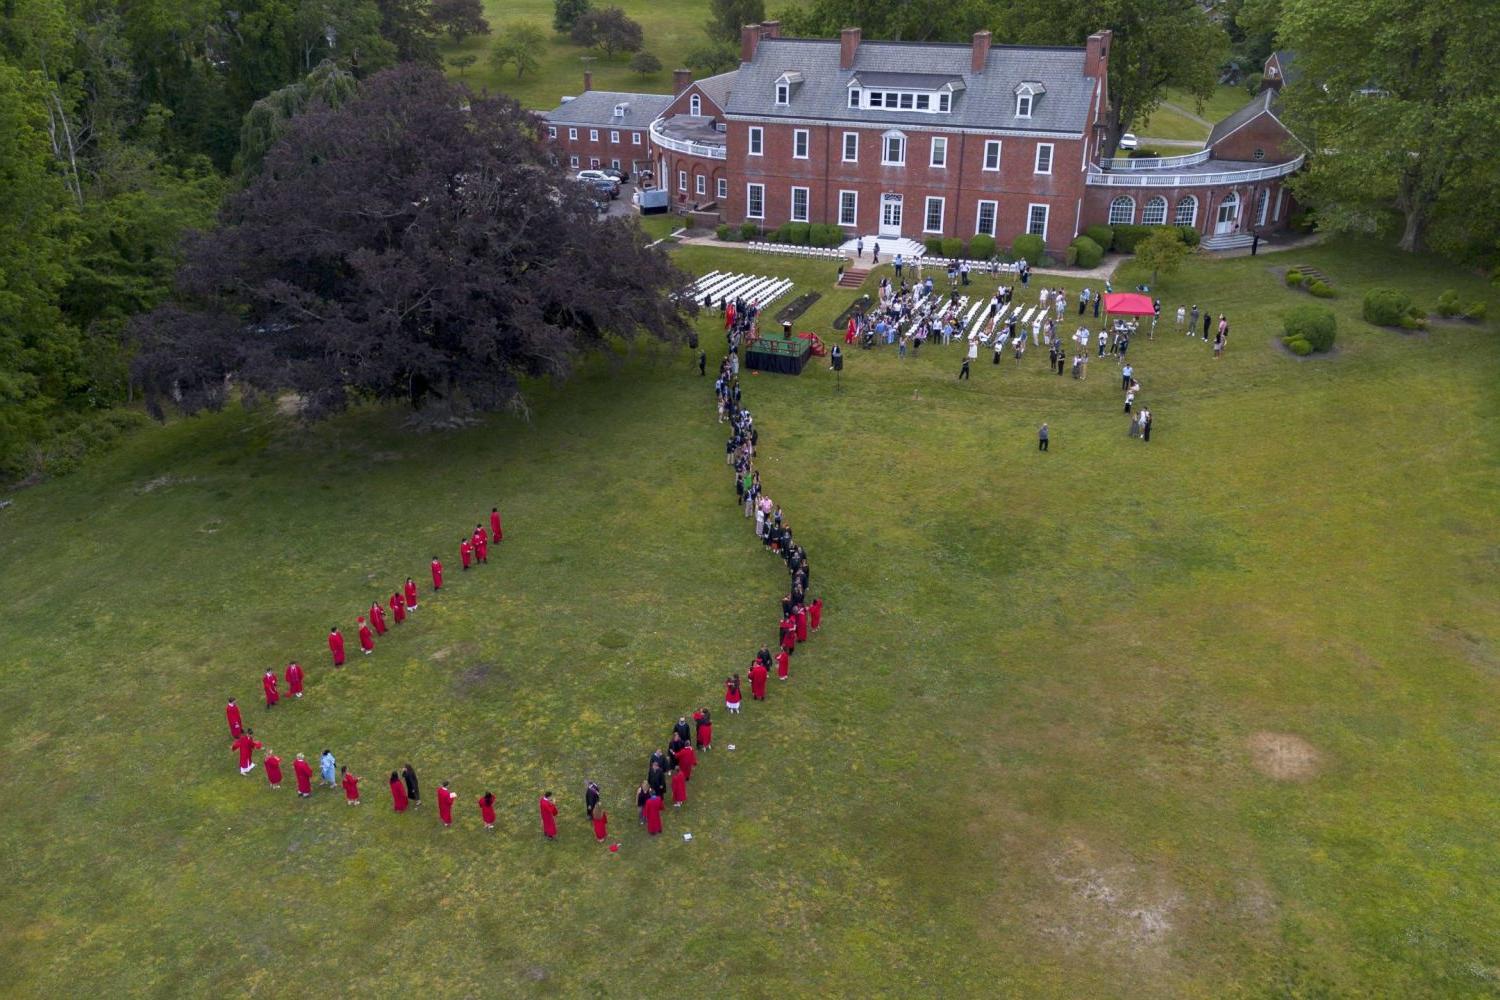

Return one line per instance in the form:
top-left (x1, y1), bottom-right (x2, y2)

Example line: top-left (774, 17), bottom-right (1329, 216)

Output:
top-left (1215, 192), bottom-right (1240, 235)
top-left (880, 194), bottom-right (903, 236)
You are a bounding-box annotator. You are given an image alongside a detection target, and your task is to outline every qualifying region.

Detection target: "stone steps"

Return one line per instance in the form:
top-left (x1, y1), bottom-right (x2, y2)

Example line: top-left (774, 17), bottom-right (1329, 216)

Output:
top-left (838, 267), bottom-right (870, 288)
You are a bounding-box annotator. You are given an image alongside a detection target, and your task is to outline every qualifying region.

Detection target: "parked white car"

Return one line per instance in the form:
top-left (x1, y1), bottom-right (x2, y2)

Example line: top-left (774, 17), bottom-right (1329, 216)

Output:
top-left (1118, 132), bottom-right (1139, 151)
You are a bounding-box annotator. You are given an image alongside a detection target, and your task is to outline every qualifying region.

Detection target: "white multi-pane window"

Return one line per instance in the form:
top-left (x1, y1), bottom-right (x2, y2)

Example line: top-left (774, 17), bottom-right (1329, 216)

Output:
top-left (746, 184), bottom-right (765, 218)
top-left (924, 196), bottom-right (944, 233)
top-left (791, 186), bottom-right (810, 222)
top-left (975, 200), bottom-right (997, 237)
top-left (1174, 196), bottom-right (1197, 226)
top-left (696, 174), bottom-right (706, 196)
top-left (547, 126), bottom-right (557, 138)
top-left (631, 132), bottom-right (641, 145)
top-left (882, 134), bottom-right (905, 165)
top-left (717, 178), bottom-right (728, 199)
top-left (1142, 196), bottom-right (1168, 226)
top-left (679, 170), bottom-right (688, 192)
top-left (748, 127), bottom-right (763, 155)
top-left (609, 130), bottom-right (619, 143)
top-left (793, 129), bottom-right (809, 159)
top-left (930, 137), bottom-right (947, 168)
top-left (1108, 196), bottom-right (1135, 225)
top-left (838, 190), bottom-right (858, 227)
top-left (983, 140), bottom-right (1001, 171)
top-left (1027, 203), bottom-right (1049, 239)
top-left (842, 132), bottom-right (858, 162)
top-left (1034, 143), bottom-right (1053, 174)
top-left (568, 128), bottom-right (578, 140)
top-left (589, 129), bottom-right (599, 141)
top-left (690, 95), bottom-right (701, 115)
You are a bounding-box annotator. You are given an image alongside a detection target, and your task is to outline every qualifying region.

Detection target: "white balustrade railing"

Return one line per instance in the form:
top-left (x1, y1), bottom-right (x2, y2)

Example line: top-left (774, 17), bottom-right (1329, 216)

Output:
top-left (1098, 149), bottom-right (1212, 171)
top-left (1085, 154), bottom-right (1304, 187)
top-left (648, 120), bottom-right (728, 159)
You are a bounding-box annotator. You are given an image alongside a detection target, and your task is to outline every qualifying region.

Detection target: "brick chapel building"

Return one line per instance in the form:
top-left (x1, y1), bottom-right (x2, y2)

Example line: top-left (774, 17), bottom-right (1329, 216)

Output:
top-left (543, 25), bottom-right (1305, 252)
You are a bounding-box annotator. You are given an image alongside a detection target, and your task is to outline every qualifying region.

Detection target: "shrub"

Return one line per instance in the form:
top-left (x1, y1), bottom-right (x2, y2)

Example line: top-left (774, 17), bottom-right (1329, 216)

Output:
top-left (1288, 208), bottom-right (1316, 233)
top-left (923, 237), bottom-right (945, 256)
top-left (1362, 287), bottom-right (1414, 326)
top-left (1398, 313), bottom-right (1428, 331)
top-left (784, 222), bottom-right (810, 245)
top-left (1111, 224), bottom-right (1150, 252)
top-left (1176, 226), bottom-right (1200, 247)
top-left (967, 234), bottom-right (996, 260)
top-left (1285, 269), bottom-right (1304, 287)
top-left (1084, 224), bottom-right (1114, 250)
top-left (941, 237), bottom-right (963, 259)
top-left (1436, 289), bottom-right (1462, 317)
top-left (1064, 245), bottom-right (1079, 267)
top-left (1465, 301), bottom-right (1488, 321)
top-left (809, 223), bottom-right (843, 247)
top-left (1308, 280), bottom-right (1336, 298)
top-left (1070, 235), bottom-right (1104, 269)
top-left (1283, 336), bottom-right (1313, 355)
top-left (1039, 255), bottom-right (1056, 267)
top-left (716, 223), bottom-right (737, 242)
top-left (1011, 233), bottom-right (1045, 264)
top-left (1283, 303), bottom-right (1337, 352)
top-left (740, 221), bottom-right (760, 240)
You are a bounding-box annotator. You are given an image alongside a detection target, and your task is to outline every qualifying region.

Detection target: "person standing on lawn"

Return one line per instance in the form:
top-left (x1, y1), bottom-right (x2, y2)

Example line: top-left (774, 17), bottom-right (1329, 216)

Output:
top-left (586, 780), bottom-right (601, 820)
top-left (1039, 423), bottom-right (1050, 452)
top-left (234, 730), bottom-right (262, 775)
top-left (459, 536), bottom-right (472, 570)
top-left (472, 524), bottom-right (488, 564)
top-left (294, 753), bottom-right (313, 797)
top-left (225, 698), bottom-right (243, 737)
top-left (491, 506), bottom-right (503, 542)
top-left (320, 749), bottom-right (337, 788)
top-left (593, 805), bottom-right (609, 842)
top-left (539, 792), bottom-right (559, 839)
top-left (404, 577), bottom-right (420, 611)
top-left (694, 708), bottom-right (712, 750)
top-left (341, 766), bottom-right (360, 805)
top-left (749, 659), bottom-right (769, 701)
top-left (390, 589), bottom-right (407, 624)
top-left (390, 772), bottom-right (408, 812)
top-left (478, 792), bottom-right (497, 830)
top-left (262, 669), bottom-right (279, 709)
top-left (328, 627), bottom-right (345, 668)
top-left (285, 661), bottom-right (304, 698)
top-left (264, 750), bottom-right (283, 788)
top-left (670, 767), bottom-right (687, 808)
top-left (725, 676), bottom-right (742, 714)
top-left (357, 616), bottom-right (374, 656)
top-left (430, 557), bottom-right (443, 591)
top-left (402, 764), bottom-right (421, 808)
top-left (643, 789), bottom-right (665, 835)
top-left (369, 600), bottom-right (387, 636)
top-left (437, 781), bottom-right (456, 827)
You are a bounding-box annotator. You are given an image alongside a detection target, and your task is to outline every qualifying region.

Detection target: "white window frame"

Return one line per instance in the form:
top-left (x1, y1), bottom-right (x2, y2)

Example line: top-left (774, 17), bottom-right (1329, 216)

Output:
top-left (882, 131), bottom-right (906, 166)
top-left (848, 89), bottom-right (860, 108)
top-left (568, 128), bottom-right (578, 141)
top-left (1108, 196), bottom-right (1135, 226)
top-left (938, 92), bottom-right (951, 112)
top-left (1016, 93), bottom-right (1032, 118)
top-left (569, 154), bottom-right (579, 168)
top-left (1034, 143), bottom-right (1053, 175)
top-left (748, 127), bottom-right (763, 156)
top-left (923, 196), bottom-right (945, 234)
top-left (1256, 187), bottom-right (1270, 226)
top-left (696, 174), bottom-right (706, 196)
top-left (838, 190), bottom-right (858, 227)
top-left (690, 95), bottom-right (701, 116)
top-left (982, 140), bottom-right (1001, 171)
top-left (793, 129), bottom-right (809, 160)
top-left (1174, 195), bottom-right (1198, 227)
top-left (791, 186), bottom-right (809, 223)
top-left (842, 131), bottom-right (858, 163)
top-left (610, 158), bottom-right (620, 170)
top-left (589, 129), bottom-right (599, 142)
top-left (975, 200), bottom-right (997, 237)
top-left (631, 132), bottom-right (642, 145)
top-left (717, 177), bottom-right (728, 199)
top-left (1142, 195), bottom-right (1167, 226)
top-left (746, 183), bottom-right (765, 219)
top-left (930, 136), bottom-right (947, 168)
top-left (678, 170), bottom-right (687, 192)
top-left (547, 125), bottom-right (557, 138)
top-left (1027, 203), bottom-right (1049, 240)
top-left (776, 83), bottom-right (789, 105)
top-left (609, 130), bottom-right (619, 143)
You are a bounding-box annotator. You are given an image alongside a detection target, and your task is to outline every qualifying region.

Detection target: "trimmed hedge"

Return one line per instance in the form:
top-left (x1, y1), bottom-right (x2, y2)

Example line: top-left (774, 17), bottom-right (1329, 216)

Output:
top-left (1064, 245), bottom-right (1079, 267)
top-left (809, 223), bottom-right (843, 247)
top-left (1011, 233), bottom-right (1045, 264)
top-left (716, 224), bottom-right (738, 242)
top-left (1071, 235), bottom-right (1104, 269)
top-left (1308, 280), bottom-right (1336, 298)
top-left (1283, 304), bottom-right (1337, 352)
top-left (1466, 301), bottom-right (1488, 321)
top-left (1285, 336), bottom-right (1314, 356)
top-left (1177, 226), bottom-right (1200, 247)
top-left (1362, 287), bottom-right (1415, 326)
top-left (968, 234), bottom-right (996, 260)
top-left (1285, 269), bottom-right (1304, 287)
top-left (941, 237), bottom-right (963, 259)
top-left (923, 237), bottom-right (944, 256)
top-left (740, 222), bottom-right (760, 240)
top-left (1083, 224), bottom-right (1113, 250)
top-left (1437, 289), bottom-right (1463, 317)
top-left (1111, 223), bottom-right (1199, 252)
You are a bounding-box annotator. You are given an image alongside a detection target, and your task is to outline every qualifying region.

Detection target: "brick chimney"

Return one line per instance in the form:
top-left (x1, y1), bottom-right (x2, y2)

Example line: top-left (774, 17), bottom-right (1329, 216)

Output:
top-left (1084, 30), bottom-right (1112, 79)
top-left (583, 70), bottom-right (592, 92)
top-left (761, 20), bottom-right (781, 38)
top-left (840, 27), bottom-right (861, 70)
top-left (673, 68), bottom-right (693, 95)
top-left (971, 30), bottom-right (991, 74)
top-left (741, 24), bottom-right (760, 63)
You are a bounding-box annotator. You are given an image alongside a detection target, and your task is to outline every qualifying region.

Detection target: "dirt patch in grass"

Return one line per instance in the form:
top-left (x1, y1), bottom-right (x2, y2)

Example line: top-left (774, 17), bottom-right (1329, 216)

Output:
top-left (453, 661), bottom-right (500, 695)
top-left (136, 475), bottom-right (196, 494)
top-left (1034, 840), bottom-right (1181, 966)
top-left (774, 291), bottom-right (821, 326)
top-left (1431, 623), bottom-right (1499, 677)
top-left (1248, 731), bottom-right (1322, 781)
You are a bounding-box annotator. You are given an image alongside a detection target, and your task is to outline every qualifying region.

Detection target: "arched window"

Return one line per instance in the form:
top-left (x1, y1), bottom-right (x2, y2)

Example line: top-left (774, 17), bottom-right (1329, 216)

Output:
top-left (1142, 196), bottom-right (1168, 226)
top-left (1216, 192), bottom-right (1240, 228)
top-left (1108, 196), bottom-right (1135, 226)
top-left (1174, 196), bottom-right (1197, 226)
top-left (690, 94), bottom-right (701, 116)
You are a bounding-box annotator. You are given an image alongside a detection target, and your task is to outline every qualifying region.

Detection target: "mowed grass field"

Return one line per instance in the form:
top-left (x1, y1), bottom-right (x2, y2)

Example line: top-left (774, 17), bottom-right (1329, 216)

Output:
top-left (2, 236), bottom-right (1500, 996)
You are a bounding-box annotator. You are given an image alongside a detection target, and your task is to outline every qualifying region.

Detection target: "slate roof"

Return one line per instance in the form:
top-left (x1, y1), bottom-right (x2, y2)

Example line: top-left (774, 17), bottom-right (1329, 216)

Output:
top-left (1206, 89), bottom-right (1280, 148)
top-left (542, 91), bottom-right (673, 128)
top-left (849, 70), bottom-right (965, 90)
top-left (725, 37), bottom-right (1096, 134)
top-left (694, 70), bottom-right (737, 111)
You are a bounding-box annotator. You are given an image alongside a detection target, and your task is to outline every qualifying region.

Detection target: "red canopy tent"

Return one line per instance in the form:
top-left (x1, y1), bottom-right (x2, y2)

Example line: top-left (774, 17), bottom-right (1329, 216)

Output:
top-left (1102, 292), bottom-right (1155, 317)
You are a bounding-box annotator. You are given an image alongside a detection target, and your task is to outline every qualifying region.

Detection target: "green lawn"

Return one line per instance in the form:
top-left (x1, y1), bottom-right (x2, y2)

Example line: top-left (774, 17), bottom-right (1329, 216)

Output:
top-left (447, 0), bottom-right (727, 109)
top-left (3, 236), bottom-right (1500, 996)
top-left (1137, 86), bottom-right (1259, 144)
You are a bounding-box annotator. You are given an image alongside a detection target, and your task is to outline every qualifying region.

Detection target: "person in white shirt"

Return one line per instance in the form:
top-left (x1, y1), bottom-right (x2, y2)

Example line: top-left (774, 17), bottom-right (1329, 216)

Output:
top-left (1097, 329), bottom-right (1108, 357)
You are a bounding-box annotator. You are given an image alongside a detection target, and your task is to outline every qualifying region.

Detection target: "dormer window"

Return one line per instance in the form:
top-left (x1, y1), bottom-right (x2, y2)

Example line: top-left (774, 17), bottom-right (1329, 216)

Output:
top-left (690, 94), bottom-right (701, 116)
top-left (776, 83), bottom-right (789, 105)
top-left (938, 92), bottom-right (950, 112)
top-left (848, 88), bottom-right (860, 108)
top-left (613, 102), bottom-right (630, 118)
top-left (774, 72), bottom-right (803, 108)
top-left (1014, 82), bottom-right (1045, 119)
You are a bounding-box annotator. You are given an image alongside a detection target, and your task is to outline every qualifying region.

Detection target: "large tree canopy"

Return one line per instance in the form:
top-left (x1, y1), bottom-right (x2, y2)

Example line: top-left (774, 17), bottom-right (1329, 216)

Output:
top-left (132, 65), bottom-right (693, 421)
top-left (1279, 0), bottom-right (1500, 254)
top-left (777, 0), bottom-right (1224, 157)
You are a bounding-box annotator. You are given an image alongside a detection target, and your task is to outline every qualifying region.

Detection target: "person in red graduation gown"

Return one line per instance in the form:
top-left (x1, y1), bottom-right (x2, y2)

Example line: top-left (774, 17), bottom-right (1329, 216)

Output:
top-left (264, 751), bottom-right (283, 788)
top-left (670, 767), bottom-right (687, 808)
top-left (294, 753), bottom-right (314, 797)
top-left (675, 743), bottom-right (697, 781)
top-left (404, 577), bottom-right (419, 611)
top-left (430, 557), bottom-right (443, 591)
top-left (472, 525), bottom-right (488, 563)
top-left (341, 766), bottom-right (361, 804)
top-left (233, 730), bottom-right (263, 774)
top-left (693, 708), bottom-right (712, 750)
top-left (539, 792), bottom-right (559, 839)
top-left (478, 791), bottom-right (497, 830)
top-left (776, 648), bottom-right (789, 681)
top-left (780, 618), bottom-right (797, 654)
top-left (810, 597), bottom-right (823, 630)
top-left (328, 627), bottom-right (346, 667)
top-left (357, 616), bottom-right (374, 655)
top-left (748, 660), bottom-right (768, 701)
top-left (389, 590), bottom-right (406, 624)
top-left (262, 670), bottom-right (280, 708)
top-left (285, 661), bottom-right (304, 698)
top-left (390, 772), bottom-right (408, 812)
top-left (643, 790), bottom-right (664, 834)
top-left (459, 537), bottom-right (472, 570)
top-left (369, 601), bottom-right (388, 635)
top-left (725, 676), bottom-right (741, 714)
top-left (225, 698), bottom-right (243, 737)
top-left (437, 781), bottom-right (456, 827)
top-left (795, 604), bottom-right (809, 642)
top-left (490, 507), bottom-right (503, 542)
top-left (592, 806), bottom-right (608, 842)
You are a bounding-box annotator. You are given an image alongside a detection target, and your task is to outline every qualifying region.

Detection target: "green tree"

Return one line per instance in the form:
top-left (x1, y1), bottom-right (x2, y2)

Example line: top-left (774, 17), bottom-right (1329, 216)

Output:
top-left (1280, 0), bottom-right (1500, 252)
top-left (571, 7), bottom-right (643, 57)
top-left (706, 0), bottom-right (763, 43)
top-left (684, 39), bottom-right (739, 75)
top-left (432, 0), bottom-right (491, 44)
top-left (553, 0), bottom-right (592, 33)
top-left (492, 24), bottom-right (546, 77)
top-left (1133, 227), bottom-right (1190, 285)
top-left (449, 52), bottom-right (477, 75)
top-left (237, 59), bottom-right (360, 175)
top-left (630, 51), bottom-right (662, 75)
